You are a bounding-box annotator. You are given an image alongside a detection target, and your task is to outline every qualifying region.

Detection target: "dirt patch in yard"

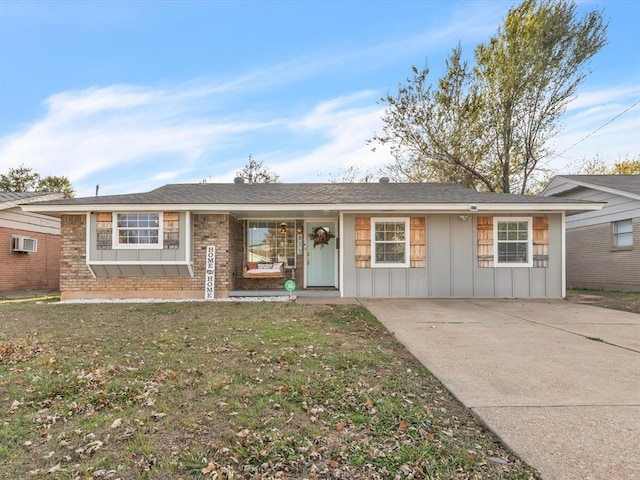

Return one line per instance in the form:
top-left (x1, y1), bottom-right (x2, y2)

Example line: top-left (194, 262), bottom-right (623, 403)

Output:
top-left (567, 289), bottom-right (640, 314)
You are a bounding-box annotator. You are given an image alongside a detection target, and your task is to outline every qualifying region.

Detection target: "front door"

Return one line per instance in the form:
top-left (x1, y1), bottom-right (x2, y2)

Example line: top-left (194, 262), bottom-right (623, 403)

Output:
top-left (306, 221), bottom-right (337, 287)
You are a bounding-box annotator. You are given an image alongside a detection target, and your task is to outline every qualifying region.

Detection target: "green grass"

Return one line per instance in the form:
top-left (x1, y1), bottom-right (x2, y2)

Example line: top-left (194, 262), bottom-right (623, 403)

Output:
top-left (568, 288), bottom-right (640, 314)
top-left (0, 302), bottom-right (538, 479)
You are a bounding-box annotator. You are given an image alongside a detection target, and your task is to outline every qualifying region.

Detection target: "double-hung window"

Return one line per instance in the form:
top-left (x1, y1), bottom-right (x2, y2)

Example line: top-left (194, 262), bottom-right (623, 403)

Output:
top-left (494, 217), bottom-right (532, 267)
top-left (114, 213), bottom-right (162, 248)
top-left (612, 219), bottom-right (633, 248)
top-left (371, 218), bottom-right (409, 267)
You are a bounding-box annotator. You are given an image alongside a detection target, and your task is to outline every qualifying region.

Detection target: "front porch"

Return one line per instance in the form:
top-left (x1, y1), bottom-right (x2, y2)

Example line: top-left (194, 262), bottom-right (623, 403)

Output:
top-left (234, 217), bottom-right (339, 295)
top-left (229, 288), bottom-right (340, 297)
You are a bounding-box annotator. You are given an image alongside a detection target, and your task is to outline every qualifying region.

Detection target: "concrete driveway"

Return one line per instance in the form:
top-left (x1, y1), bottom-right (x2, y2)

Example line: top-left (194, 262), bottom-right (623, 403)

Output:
top-left (360, 299), bottom-right (640, 480)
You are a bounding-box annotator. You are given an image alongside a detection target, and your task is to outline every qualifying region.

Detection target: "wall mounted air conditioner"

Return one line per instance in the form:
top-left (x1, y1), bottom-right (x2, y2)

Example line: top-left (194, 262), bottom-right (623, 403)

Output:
top-left (11, 235), bottom-right (37, 253)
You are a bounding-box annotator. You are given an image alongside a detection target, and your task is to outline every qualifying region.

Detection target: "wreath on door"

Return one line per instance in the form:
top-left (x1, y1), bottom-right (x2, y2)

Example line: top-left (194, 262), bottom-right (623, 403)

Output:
top-left (309, 226), bottom-right (335, 248)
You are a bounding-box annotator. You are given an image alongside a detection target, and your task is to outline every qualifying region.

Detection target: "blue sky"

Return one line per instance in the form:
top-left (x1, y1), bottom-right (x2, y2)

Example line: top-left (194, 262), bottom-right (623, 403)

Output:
top-left (1, 0), bottom-right (638, 197)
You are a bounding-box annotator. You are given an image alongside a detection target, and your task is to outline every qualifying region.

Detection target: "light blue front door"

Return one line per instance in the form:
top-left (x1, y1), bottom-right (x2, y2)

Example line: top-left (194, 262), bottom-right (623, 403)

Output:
top-left (307, 221), bottom-right (337, 287)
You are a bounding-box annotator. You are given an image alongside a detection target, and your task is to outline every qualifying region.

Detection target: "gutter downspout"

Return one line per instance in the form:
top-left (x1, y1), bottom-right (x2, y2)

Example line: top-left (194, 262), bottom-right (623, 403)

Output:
top-left (561, 211), bottom-right (566, 298)
top-left (339, 212), bottom-right (344, 297)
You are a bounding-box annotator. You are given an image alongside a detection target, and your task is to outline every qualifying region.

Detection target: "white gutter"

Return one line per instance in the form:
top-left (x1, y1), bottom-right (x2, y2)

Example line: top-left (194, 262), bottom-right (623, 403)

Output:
top-left (22, 202), bottom-right (604, 214)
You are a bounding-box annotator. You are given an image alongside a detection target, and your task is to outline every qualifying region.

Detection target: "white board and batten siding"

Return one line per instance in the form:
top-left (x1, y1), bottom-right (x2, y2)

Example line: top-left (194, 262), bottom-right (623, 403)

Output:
top-left (555, 188), bottom-right (639, 229)
top-left (0, 207), bottom-right (60, 235)
top-left (342, 213), bottom-right (563, 299)
top-left (544, 178), bottom-right (640, 229)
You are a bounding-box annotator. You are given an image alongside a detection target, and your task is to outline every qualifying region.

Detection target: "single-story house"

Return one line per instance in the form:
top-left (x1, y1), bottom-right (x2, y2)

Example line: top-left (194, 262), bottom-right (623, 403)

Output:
top-left (542, 174), bottom-right (639, 292)
top-left (1, 191), bottom-right (64, 292)
top-left (21, 180), bottom-right (602, 301)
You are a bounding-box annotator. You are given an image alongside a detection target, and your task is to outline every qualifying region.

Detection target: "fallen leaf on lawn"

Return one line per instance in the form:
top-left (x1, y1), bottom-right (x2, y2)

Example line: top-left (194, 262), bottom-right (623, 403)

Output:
top-left (363, 399), bottom-right (373, 410)
top-left (110, 418), bottom-right (122, 429)
top-left (47, 463), bottom-right (61, 474)
top-left (236, 428), bottom-right (250, 438)
top-left (151, 412), bottom-right (167, 420)
top-left (398, 420), bottom-right (410, 432)
top-left (202, 460), bottom-right (217, 474)
top-left (335, 422), bottom-right (344, 431)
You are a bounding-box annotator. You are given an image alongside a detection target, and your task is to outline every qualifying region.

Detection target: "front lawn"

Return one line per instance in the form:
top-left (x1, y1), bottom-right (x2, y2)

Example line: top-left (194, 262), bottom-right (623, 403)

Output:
top-left (0, 301), bottom-right (538, 479)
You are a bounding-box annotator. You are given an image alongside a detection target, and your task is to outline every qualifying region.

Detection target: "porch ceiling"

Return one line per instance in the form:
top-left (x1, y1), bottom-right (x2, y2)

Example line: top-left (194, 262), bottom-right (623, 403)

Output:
top-left (229, 209), bottom-right (340, 219)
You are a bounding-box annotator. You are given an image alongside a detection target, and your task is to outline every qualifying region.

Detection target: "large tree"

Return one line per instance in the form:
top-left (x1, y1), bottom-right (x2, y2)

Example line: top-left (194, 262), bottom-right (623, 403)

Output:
top-left (0, 165), bottom-right (75, 198)
top-left (570, 156), bottom-right (640, 175)
top-left (328, 165), bottom-right (379, 183)
top-left (235, 154), bottom-right (280, 183)
top-left (371, 0), bottom-right (607, 194)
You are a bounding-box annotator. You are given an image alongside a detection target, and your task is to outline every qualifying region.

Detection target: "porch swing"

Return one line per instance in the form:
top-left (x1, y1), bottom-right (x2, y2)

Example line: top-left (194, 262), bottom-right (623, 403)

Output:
top-left (242, 262), bottom-right (285, 279)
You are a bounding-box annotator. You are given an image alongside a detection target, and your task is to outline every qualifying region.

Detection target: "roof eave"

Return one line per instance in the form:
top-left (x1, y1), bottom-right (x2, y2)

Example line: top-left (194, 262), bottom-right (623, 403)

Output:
top-left (545, 176), bottom-right (640, 201)
top-left (21, 201), bottom-right (604, 216)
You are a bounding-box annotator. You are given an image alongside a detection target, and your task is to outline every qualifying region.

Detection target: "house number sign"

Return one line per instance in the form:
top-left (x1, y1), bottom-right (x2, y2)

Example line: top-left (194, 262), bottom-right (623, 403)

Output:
top-left (204, 245), bottom-right (215, 300)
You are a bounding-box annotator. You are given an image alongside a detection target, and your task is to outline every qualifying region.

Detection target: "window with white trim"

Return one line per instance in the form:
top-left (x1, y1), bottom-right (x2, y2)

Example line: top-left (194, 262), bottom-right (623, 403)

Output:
top-left (372, 218), bottom-right (409, 267)
top-left (494, 217), bottom-right (532, 267)
top-left (114, 213), bottom-right (162, 249)
top-left (612, 219), bottom-right (633, 248)
top-left (247, 220), bottom-right (296, 267)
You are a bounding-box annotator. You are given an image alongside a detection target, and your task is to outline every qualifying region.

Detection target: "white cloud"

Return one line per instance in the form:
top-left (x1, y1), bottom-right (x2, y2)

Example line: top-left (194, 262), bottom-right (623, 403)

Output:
top-left (565, 84), bottom-right (640, 112)
top-left (0, 83), bottom-right (281, 190)
top-left (549, 84), bottom-right (640, 168)
top-left (203, 91), bottom-right (393, 184)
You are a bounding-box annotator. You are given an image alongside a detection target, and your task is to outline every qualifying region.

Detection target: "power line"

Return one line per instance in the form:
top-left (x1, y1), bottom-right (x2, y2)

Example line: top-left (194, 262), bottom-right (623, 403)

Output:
top-left (552, 97), bottom-right (640, 160)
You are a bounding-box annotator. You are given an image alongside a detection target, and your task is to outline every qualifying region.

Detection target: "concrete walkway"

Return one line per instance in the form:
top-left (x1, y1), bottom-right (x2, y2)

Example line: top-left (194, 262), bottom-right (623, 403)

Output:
top-left (360, 299), bottom-right (640, 480)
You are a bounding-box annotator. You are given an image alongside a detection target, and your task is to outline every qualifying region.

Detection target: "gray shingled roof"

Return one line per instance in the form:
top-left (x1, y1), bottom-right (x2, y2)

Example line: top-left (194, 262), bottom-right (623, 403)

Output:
top-left (23, 182), bottom-right (594, 206)
top-left (0, 191), bottom-right (54, 202)
top-left (560, 175), bottom-right (640, 196)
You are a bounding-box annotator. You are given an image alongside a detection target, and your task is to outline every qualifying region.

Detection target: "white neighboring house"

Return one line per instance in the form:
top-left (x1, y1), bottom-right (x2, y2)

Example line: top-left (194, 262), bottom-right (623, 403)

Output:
top-left (0, 192), bottom-right (63, 292)
top-left (542, 175), bottom-right (640, 292)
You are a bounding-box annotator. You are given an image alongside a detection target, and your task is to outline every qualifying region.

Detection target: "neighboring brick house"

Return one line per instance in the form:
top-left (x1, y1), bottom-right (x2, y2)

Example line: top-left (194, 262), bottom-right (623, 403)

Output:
top-left (23, 180), bottom-right (601, 301)
top-left (1, 192), bottom-right (64, 292)
top-left (542, 175), bottom-right (640, 292)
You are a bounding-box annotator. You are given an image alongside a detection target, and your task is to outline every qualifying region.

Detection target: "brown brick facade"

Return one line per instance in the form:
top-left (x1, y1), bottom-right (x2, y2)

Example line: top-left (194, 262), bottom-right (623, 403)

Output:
top-left (566, 218), bottom-right (640, 292)
top-left (60, 213), bottom-right (242, 300)
top-left (0, 227), bottom-right (60, 291)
